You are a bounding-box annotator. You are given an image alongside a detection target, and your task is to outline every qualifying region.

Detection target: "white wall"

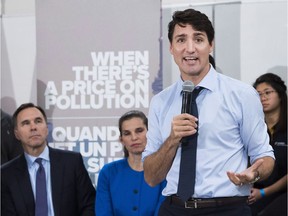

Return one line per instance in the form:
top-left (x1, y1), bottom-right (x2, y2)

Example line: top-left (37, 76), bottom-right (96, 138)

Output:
top-left (162, 0), bottom-right (287, 86)
top-left (1, 15), bottom-right (36, 112)
top-left (240, 1), bottom-right (287, 85)
top-left (1, 0), bottom-right (287, 113)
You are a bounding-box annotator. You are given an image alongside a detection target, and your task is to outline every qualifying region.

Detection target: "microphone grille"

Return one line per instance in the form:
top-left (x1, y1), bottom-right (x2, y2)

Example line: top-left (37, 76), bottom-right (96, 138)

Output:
top-left (182, 80), bottom-right (194, 92)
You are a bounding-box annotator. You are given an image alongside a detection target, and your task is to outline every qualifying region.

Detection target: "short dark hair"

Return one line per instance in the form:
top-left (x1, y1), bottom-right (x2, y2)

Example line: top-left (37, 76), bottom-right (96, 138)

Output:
top-left (118, 110), bottom-right (148, 158)
top-left (209, 54), bottom-right (216, 69)
top-left (253, 73), bottom-right (287, 134)
top-left (12, 103), bottom-right (48, 129)
top-left (168, 8), bottom-right (215, 45)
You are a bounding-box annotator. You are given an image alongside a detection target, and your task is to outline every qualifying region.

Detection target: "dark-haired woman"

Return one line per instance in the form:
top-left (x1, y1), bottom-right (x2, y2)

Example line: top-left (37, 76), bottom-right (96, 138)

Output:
top-left (95, 110), bottom-right (166, 216)
top-left (249, 73), bottom-right (287, 216)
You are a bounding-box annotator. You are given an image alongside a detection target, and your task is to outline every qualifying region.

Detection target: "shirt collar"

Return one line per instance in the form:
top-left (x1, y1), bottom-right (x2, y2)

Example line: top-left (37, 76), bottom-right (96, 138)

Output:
top-left (177, 78), bottom-right (184, 96)
top-left (178, 66), bottom-right (218, 95)
top-left (197, 66), bottom-right (218, 92)
top-left (25, 145), bottom-right (50, 168)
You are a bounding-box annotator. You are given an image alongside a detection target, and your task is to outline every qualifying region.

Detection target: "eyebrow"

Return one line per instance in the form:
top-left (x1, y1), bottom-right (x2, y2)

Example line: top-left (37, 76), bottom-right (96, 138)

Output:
top-left (194, 32), bottom-right (205, 37)
top-left (20, 116), bottom-right (43, 125)
top-left (257, 88), bottom-right (274, 92)
top-left (123, 126), bottom-right (145, 133)
top-left (174, 33), bottom-right (187, 39)
top-left (174, 32), bottom-right (206, 39)
top-left (20, 119), bottom-right (30, 125)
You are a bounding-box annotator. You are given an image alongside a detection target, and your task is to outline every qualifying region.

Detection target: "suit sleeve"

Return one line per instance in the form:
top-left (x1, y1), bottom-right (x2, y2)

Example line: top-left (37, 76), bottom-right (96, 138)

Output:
top-left (75, 153), bottom-right (96, 216)
top-left (1, 175), bottom-right (18, 216)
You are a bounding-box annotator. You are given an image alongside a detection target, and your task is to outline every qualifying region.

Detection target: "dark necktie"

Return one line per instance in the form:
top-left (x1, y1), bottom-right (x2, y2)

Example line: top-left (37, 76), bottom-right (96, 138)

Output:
top-left (35, 158), bottom-right (48, 216)
top-left (177, 87), bottom-right (203, 202)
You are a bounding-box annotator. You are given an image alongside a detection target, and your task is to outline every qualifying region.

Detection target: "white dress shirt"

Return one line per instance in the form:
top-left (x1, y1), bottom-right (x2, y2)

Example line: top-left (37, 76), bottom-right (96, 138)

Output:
top-left (142, 66), bottom-right (275, 198)
top-left (25, 145), bottom-right (55, 216)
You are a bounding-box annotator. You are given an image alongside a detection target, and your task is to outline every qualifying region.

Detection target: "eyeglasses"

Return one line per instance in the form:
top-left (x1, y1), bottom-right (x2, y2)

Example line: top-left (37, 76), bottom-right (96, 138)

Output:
top-left (258, 90), bottom-right (276, 98)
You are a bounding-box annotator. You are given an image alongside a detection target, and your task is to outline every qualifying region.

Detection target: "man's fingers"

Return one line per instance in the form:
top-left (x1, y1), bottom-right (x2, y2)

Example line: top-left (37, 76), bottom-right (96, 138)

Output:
top-left (227, 171), bottom-right (242, 185)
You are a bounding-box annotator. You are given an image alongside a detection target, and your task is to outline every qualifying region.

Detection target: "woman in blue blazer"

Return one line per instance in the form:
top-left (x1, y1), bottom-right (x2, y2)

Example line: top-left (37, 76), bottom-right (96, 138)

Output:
top-left (95, 110), bottom-right (166, 216)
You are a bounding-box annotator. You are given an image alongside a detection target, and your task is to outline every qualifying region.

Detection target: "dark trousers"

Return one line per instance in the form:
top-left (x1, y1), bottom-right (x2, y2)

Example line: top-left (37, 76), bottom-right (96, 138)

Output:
top-left (257, 192), bottom-right (287, 216)
top-left (158, 197), bottom-right (252, 216)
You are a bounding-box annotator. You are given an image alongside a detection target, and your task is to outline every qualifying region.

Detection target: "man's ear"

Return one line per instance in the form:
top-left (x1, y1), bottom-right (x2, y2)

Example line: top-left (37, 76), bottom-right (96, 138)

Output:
top-left (14, 129), bottom-right (20, 140)
top-left (209, 40), bottom-right (215, 53)
top-left (169, 43), bottom-right (174, 55)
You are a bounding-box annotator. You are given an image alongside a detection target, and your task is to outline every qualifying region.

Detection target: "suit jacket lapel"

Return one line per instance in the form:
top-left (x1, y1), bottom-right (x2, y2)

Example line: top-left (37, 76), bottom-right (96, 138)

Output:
top-left (49, 147), bottom-right (64, 215)
top-left (16, 154), bottom-right (35, 216)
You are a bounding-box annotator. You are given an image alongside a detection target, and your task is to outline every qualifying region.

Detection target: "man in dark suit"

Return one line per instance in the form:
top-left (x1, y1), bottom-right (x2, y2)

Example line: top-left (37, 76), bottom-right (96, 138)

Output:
top-left (1, 109), bottom-right (23, 164)
top-left (1, 103), bottom-right (96, 216)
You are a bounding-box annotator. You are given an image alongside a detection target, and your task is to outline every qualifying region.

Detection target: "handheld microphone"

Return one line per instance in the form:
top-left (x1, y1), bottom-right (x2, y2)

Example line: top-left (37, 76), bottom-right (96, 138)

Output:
top-left (181, 81), bottom-right (194, 144)
top-left (181, 80), bottom-right (194, 114)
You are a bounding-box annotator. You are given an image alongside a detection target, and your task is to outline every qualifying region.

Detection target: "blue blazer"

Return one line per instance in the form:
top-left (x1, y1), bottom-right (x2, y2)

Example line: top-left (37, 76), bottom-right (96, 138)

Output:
top-left (1, 147), bottom-right (96, 216)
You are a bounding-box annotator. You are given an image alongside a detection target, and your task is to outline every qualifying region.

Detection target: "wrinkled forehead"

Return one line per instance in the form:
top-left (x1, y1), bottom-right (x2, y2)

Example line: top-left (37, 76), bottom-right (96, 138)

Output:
top-left (17, 107), bottom-right (45, 122)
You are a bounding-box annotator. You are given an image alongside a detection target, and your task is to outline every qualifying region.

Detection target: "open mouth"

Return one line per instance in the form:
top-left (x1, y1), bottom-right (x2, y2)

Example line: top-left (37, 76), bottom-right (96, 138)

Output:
top-left (183, 56), bottom-right (198, 62)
